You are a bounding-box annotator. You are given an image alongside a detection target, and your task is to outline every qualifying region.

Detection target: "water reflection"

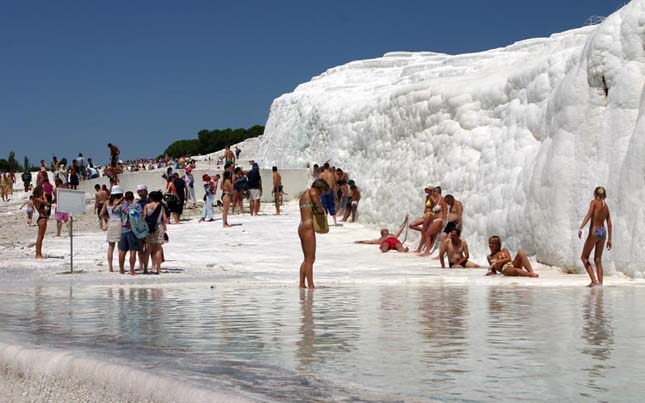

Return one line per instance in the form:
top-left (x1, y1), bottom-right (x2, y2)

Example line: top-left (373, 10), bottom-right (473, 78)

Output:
top-left (580, 288), bottom-right (614, 398)
top-left (297, 288), bottom-right (315, 370)
top-left (415, 286), bottom-right (469, 401)
top-left (0, 285), bottom-right (643, 403)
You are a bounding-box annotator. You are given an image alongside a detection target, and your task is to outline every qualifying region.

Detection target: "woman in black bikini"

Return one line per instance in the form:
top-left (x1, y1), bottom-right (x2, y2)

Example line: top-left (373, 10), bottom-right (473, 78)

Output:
top-left (32, 185), bottom-right (49, 259)
top-left (578, 186), bottom-right (612, 287)
top-left (298, 179), bottom-right (330, 288)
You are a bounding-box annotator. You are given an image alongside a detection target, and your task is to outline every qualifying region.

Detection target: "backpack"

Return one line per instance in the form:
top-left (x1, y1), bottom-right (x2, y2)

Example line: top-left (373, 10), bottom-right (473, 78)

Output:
top-left (128, 208), bottom-right (149, 240)
top-left (145, 204), bottom-right (163, 233)
top-left (234, 176), bottom-right (248, 191)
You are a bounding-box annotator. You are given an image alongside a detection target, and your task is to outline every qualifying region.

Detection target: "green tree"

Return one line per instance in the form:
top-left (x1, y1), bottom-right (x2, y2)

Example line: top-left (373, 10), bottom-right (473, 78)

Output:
top-left (23, 156), bottom-right (30, 172)
top-left (164, 125), bottom-right (264, 158)
top-left (7, 151), bottom-right (19, 172)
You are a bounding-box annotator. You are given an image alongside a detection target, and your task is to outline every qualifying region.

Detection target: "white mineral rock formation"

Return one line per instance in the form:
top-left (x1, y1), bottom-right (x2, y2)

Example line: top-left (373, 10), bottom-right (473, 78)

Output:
top-left (259, 1), bottom-right (645, 277)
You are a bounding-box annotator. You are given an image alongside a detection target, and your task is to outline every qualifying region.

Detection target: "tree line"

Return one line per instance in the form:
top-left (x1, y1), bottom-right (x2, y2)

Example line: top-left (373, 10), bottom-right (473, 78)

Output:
top-left (163, 125), bottom-right (264, 158)
top-left (0, 152), bottom-right (33, 172)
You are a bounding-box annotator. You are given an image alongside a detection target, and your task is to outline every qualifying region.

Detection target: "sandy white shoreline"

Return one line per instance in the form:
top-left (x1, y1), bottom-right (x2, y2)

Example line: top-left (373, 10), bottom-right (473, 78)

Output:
top-left (0, 188), bottom-right (642, 290)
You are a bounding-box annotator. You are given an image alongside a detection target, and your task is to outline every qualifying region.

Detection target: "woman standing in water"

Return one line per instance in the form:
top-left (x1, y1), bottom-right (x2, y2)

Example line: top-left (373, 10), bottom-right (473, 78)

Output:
top-left (578, 186), bottom-right (612, 287)
top-left (32, 185), bottom-right (48, 259)
top-left (298, 179), bottom-right (330, 288)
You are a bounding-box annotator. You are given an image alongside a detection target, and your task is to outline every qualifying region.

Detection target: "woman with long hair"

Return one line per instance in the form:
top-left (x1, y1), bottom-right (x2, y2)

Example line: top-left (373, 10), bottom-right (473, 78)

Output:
top-left (32, 185), bottom-right (48, 259)
top-left (144, 191), bottom-right (168, 274)
top-left (101, 186), bottom-right (124, 273)
top-left (221, 170), bottom-right (234, 227)
top-left (411, 185), bottom-right (434, 252)
top-left (298, 179), bottom-right (330, 288)
top-left (578, 186), bottom-right (613, 287)
top-left (418, 187), bottom-right (447, 257)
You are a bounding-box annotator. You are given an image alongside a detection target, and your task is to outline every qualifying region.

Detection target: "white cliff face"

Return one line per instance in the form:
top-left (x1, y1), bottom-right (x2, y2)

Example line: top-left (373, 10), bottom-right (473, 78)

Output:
top-left (258, 0), bottom-right (645, 277)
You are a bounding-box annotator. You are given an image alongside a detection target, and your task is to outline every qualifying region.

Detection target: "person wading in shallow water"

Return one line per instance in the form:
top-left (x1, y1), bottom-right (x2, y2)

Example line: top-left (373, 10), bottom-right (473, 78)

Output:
top-left (578, 186), bottom-right (612, 287)
top-left (298, 179), bottom-right (330, 288)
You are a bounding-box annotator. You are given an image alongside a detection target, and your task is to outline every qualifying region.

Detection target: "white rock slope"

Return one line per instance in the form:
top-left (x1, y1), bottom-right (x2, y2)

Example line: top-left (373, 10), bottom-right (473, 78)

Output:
top-left (259, 1), bottom-right (645, 277)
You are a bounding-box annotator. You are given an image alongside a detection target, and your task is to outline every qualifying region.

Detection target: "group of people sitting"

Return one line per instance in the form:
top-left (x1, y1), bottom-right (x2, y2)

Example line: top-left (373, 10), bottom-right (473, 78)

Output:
top-left (355, 184), bottom-right (540, 277)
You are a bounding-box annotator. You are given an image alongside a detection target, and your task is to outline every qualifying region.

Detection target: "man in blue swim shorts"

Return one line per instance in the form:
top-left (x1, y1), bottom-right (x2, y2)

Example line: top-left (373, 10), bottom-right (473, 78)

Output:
top-left (319, 163), bottom-right (338, 226)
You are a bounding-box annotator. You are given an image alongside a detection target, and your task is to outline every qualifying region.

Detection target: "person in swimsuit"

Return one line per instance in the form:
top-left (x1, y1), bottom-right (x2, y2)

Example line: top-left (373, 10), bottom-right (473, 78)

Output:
top-left (221, 170), bottom-right (234, 227)
top-left (347, 184), bottom-right (361, 223)
top-left (355, 215), bottom-right (410, 253)
top-left (320, 163), bottom-right (338, 226)
top-left (441, 194), bottom-right (463, 239)
top-left (32, 185), bottom-right (48, 259)
top-left (410, 185), bottom-right (434, 236)
top-left (20, 196), bottom-right (34, 225)
top-left (68, 160), bottom-right (80, 190)
top-left (439, 228), bottom-right (479, 268)
top-left (578, 186), bottom-right (612, 287)
top-left (485, 235), bottom-right (539, 277)
top-left (224, 145), bottom-right (235, 166)
top-left (94, 184), bottom-right (109, 230)
top-left (108, 143), bottom-right (120, 168)
top-left (272, 166), bottom-right (283, 215)
top-left (298, 179), bottom-right (330, 288)
top-left (1, 173), bottom-right (10, 202)
top-left (418, 187), bottom-right (447, 256)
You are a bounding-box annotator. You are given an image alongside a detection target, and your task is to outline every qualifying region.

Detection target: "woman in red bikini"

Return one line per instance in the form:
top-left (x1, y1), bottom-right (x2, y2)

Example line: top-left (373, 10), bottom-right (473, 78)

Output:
top-left (578, 186), bottom-right (612, 287)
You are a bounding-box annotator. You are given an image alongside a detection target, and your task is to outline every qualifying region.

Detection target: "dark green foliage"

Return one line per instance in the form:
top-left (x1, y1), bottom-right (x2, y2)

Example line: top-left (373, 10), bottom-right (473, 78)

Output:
top-left (23, 156), bottom-right (30, 172)
top-left (0, 151), bottom-right (22, 172)
top-left (163, 125), bottom-right (264, 158)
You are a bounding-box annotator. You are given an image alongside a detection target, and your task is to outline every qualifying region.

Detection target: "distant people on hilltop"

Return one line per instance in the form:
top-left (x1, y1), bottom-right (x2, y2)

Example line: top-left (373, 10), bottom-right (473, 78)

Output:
top-left (108, 143), bottom-right (120, 167)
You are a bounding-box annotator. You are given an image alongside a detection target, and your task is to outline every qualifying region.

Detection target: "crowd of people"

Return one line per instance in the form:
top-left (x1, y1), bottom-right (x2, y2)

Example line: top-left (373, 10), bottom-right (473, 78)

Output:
top-left (298, 174), bottom-right (613, 288)
top-left (25, 143), bottom-right (293, 275)
top-left (16, 144), bottom-right (613, 288)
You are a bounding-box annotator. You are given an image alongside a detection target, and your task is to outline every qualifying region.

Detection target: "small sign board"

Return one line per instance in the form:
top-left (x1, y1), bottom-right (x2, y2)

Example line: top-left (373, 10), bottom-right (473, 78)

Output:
top-left (56, 189), bottom-right (86, 214)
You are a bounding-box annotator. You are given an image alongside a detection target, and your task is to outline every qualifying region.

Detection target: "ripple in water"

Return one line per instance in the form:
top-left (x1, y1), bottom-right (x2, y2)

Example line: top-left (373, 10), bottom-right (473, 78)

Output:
top-left (0, 285), bottom-right (644, 402)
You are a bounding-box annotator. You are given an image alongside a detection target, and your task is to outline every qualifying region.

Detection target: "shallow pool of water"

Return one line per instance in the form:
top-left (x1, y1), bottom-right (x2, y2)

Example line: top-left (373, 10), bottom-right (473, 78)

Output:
top-left (1, 284), bottom-right (644, 402)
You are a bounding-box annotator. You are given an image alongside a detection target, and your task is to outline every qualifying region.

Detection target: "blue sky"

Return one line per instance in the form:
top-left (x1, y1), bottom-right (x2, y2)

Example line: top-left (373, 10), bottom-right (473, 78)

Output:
top-left (0, 0), bottom-right (624, 165)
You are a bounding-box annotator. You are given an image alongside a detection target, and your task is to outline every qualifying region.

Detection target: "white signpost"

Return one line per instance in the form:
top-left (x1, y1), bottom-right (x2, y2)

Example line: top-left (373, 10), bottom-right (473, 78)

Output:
top-left (56, 189), bottom-right (86, 273)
